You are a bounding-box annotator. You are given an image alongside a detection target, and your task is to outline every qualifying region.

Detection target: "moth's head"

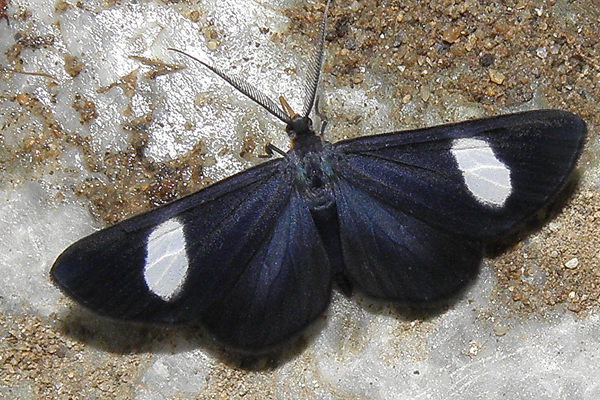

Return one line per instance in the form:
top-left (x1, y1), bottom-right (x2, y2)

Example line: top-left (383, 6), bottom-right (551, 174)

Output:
top-left (286, 115), bottom-right (314, 139)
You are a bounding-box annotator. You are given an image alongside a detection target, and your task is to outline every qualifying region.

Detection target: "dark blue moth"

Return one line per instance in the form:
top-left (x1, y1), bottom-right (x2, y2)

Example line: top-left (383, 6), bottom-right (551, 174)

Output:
top-left (51, 0), bottom-right (586, 351)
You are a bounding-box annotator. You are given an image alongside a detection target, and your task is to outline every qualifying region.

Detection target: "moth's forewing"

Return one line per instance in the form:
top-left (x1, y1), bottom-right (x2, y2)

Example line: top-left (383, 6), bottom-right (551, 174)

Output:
top-left (333, 110), bottom-right (586, 240)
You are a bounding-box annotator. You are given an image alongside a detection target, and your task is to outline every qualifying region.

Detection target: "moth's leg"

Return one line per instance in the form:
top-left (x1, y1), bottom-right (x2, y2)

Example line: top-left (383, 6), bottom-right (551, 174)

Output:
top-left (315, 96), bottom-right (328, 136)
top-left (259, 143), bottom-right (287, 158)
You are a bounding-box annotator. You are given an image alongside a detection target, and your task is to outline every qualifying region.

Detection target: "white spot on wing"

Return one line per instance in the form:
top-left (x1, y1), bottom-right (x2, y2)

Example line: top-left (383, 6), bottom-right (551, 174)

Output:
top-left (144, 218), bottom-right (189, 301)
top-left (451, 138), bottom-right (512, 207)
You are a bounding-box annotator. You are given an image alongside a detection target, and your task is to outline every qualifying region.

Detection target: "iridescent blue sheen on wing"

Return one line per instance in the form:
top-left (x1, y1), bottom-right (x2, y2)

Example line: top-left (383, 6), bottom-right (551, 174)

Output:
top-left (52, 158), bottom-right (331, 350)
top-left (333, 110), bottom-right (585, 240)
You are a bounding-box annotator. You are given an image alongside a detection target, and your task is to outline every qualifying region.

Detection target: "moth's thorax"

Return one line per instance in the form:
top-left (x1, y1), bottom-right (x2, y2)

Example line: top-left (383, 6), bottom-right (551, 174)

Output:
top-left (287, 134), bottom-right (336, 215)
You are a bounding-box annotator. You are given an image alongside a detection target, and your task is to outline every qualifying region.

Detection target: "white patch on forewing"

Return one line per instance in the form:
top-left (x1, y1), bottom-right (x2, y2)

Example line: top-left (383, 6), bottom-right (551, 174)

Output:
top-left (451, 138), bottom-right (512, 207)
top-left (144, 218), bottom-right (189, 301)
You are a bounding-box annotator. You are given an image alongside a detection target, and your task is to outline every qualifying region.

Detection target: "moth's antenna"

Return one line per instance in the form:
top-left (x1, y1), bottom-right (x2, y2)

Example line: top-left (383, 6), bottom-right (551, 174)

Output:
top-left (167, 48), bottom-right (292, 124)
top-left (300, 0), bottom-right (331, 118)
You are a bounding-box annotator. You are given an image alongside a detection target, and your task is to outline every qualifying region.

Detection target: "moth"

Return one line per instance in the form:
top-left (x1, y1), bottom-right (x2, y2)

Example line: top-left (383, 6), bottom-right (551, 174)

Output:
top-left (51, 0), bottom-right (586, 351)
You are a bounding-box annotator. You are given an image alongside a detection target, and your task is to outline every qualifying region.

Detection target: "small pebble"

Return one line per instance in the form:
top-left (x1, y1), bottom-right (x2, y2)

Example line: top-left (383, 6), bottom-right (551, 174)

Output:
top-left (494, 324), bottom-right (507, 336)
top-left (16, 93), bottom-right (30, 105)
top-left (479, 53), bottom-right (495, 67)
top-left (535, 46), bottom-right (547, 59)
top-left (442, 26), bottom-right (462, 44)
top-left (207, 40), bottom-right (218, 51)
top-left (488, 69), bottom-right (505, 85)
top-left (420, 86), bottom-right (431, 102)
top-left (564, 258), bottom-right (579, 269)
top-left (189, 10), bottom-right (200, 22)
